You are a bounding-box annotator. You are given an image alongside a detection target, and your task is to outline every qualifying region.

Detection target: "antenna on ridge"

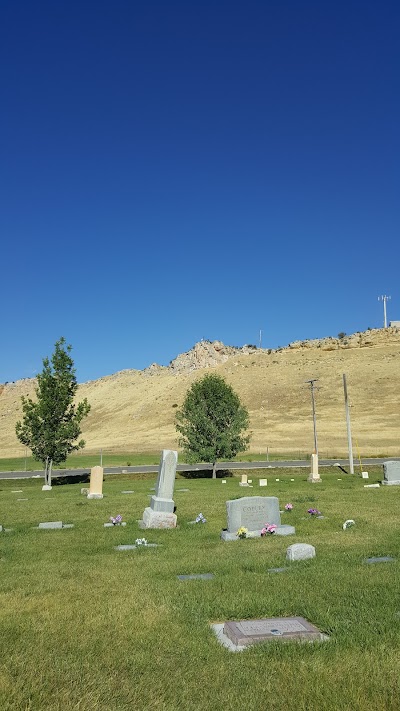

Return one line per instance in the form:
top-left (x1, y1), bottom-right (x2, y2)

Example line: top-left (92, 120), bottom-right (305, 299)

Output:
top-left (378, 295), bottom-right (391, 328)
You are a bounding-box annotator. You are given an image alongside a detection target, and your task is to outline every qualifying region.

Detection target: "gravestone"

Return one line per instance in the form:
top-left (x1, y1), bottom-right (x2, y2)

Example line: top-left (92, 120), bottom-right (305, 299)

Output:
top-left (308, 453), bottom-right (321, 483)
top-left (259, 479), bottom-right (267, 487)
top-left (364, 556), bottom-right (396, 564)
top-left (382, 461), bottom-right (400, 486)
top-left (177, 573), bottom-right (214, 580)
top-left (286, 543), bottom-right (315, 561)
top-left (139, 450), bottom-right (178, 528)
top-left (38, 521), bottom-right (74, 529)
top-left (87, 466), bottom-right (104, 499)
top-left (223, 617), bottom-right (326, 647)
top-left (239, 474), bottom-right (248, 487)
top-left (221, 496), bottom-right (295, 540)
top-left (361, 472), bottom-right (369, 479)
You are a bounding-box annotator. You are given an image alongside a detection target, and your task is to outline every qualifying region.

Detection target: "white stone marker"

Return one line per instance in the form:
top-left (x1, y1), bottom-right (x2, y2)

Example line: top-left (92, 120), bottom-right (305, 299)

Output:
top-left (87, 466), bottom-right (104, 499)
top-left (239, 474), bottom-right (248, 486)
top-left (42, 484), bottom-right (52, 491)
top-left (286, 543), bottom-right (316, 561)
top-left (307, 453), bottom-right (321, 483)
top-left (139, 450), bottom-right (178, 529)
top-left (259, 479), bottom-right (267, 487)
top-left (361, 472), bottom-right (369, 479)
top-left (221, 479), bottom-right (227, 484)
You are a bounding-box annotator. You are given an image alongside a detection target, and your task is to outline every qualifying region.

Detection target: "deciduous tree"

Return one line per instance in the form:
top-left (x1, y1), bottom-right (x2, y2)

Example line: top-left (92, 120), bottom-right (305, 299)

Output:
top-left (16, 338), bottom-right (91, 486)
top-left (176, 373), bottom-right (250, 478)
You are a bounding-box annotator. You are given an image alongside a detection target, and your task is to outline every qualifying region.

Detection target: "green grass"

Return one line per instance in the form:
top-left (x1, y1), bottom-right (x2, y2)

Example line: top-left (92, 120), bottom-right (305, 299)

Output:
top-left (0, 468), bottom-right (399, 710)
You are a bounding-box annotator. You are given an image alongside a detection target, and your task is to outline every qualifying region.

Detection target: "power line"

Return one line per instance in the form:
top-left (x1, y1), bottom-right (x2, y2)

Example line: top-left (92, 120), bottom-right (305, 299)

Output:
top-left (378, 295), bottom-right (391, 328)
top-left (305, 378), bottom-right (319, 455)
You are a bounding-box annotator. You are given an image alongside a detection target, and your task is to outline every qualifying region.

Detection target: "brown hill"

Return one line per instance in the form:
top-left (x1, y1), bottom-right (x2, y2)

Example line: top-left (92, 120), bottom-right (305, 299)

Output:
top-left (1, 328), bottom-right (399, 458)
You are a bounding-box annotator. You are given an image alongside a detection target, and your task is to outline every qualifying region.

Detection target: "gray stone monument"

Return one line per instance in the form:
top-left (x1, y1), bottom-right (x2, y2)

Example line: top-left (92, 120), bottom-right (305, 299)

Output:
top-left (382, 461), bottom-right (400, 486)
top-left (286, 543), bottom-right (316, 561)
top-left (139, 450), bottom-right (178, 529)
top-left (221, 496), bottom-right (295, 540)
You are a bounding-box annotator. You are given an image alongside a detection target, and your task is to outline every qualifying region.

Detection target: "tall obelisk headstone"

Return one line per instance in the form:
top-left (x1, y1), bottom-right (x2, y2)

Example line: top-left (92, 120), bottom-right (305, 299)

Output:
top-left (307, 453), bottom-right (321, 483)
top-left (87, 466), bottom-right (104, 499)
top-left (139, 450), bottom-right (178, 528)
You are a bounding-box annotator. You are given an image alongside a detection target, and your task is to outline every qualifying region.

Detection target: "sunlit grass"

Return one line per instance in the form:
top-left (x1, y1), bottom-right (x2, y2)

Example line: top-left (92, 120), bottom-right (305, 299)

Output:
top-left (0, 468), bottom-right (399, 710)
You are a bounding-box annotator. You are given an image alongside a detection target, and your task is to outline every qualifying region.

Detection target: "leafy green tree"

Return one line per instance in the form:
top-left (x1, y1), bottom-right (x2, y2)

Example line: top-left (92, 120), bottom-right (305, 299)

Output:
top-left (15, 338), bottom-right (91, 486)
top-left (175, 373), bottom-right (250, 478)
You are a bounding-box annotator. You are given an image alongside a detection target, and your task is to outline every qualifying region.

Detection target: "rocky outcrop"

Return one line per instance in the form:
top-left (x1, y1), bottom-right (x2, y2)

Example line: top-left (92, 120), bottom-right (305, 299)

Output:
top-left (168, 340), bottom-right (244, 374)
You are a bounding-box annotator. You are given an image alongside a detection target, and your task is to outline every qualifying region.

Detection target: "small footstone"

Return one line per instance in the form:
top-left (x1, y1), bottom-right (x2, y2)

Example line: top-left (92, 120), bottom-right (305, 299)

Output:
top-left (121, 491), bottom-right (134, 494)
top-left (38, 521), bottom-right (63, 529)
top-left (177, 488), bottom-right (190, 492)
top-left (268, 567), bottom-right (288, 573)
top-left (104, 522), bottom-right (127, 527)
top-left (115, 543), bottom-right (160, 551)
top-left (286, 543), bottom-right (316, 561)
top-left (12, 490), bottom-right (23, 493)
top-left (17, 499), bottom-right (28, 501)
top-left (177, 573), bottom-right (214, 581)
top-left (364, 556), bottom-right (396, 564)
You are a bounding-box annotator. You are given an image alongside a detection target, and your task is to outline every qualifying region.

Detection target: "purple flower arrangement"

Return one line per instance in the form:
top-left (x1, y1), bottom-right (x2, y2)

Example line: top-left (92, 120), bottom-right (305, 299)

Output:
top-left (285, 503), bottom-right (293, 511)
top-left (110, 514), bottom-right (123, 525)
top-left (307, 508), bottom-right (321, 516)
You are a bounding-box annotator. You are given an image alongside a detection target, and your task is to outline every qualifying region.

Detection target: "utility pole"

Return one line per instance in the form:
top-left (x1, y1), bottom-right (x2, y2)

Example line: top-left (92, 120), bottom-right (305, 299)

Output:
top-left (305, 379), bottom-right (319, 455)
top-left (342, 374), bottom-right (354, 474)
top-left (378, 295), bottom-right (391, 328)
top-left (259, 330), bottom-right (262, 349)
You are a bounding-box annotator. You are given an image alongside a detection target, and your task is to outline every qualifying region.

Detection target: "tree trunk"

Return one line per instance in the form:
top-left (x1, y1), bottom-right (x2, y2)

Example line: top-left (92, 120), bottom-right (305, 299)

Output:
top-left (44, 457), bottom-right (49, 486)
top-left (212, 461), bottom-right (217, 479)
top-left (48, 459), bottom-right (53, 487)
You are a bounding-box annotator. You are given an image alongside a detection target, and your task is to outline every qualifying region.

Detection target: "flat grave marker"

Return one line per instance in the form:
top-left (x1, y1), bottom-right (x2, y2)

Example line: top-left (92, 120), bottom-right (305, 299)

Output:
top-left (212, 617), bottom-right (328, 651)
top-left (177, 573), bottom-right (215, 581)
top-left (364, 556), bottom-right (396, 564)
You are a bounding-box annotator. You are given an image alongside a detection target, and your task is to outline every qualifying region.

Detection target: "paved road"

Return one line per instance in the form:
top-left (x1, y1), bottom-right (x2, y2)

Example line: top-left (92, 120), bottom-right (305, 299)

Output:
top-left (0, 458), bottom-right (397, 480)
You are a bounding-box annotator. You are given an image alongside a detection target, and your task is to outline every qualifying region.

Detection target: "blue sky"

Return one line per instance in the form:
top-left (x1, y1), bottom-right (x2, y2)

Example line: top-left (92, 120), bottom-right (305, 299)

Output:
top-left (1, 1), bottom-right (399, 383)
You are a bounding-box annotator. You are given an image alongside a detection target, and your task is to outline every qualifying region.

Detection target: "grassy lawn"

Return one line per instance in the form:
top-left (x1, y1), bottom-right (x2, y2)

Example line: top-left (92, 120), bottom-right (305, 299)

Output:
top-left (0, 467), bottom-right (399, 710)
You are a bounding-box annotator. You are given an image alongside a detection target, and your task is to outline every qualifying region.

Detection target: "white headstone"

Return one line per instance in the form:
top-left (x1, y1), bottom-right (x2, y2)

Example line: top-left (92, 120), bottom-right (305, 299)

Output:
top-left (308, 453), bottom-right (321, 483)
top-left (286, 543), bottom-right (316, 561)
top-left (259, 479), bottom-right (267, 487)
top-left (361, 472), bottom-right (369, 479)
top-left (139, 450), bottom-right (178, 528)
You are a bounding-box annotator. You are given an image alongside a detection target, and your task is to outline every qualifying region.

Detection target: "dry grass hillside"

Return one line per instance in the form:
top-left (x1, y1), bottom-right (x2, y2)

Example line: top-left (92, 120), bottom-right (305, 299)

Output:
top-left (1, 328), bottom-right (399, 458)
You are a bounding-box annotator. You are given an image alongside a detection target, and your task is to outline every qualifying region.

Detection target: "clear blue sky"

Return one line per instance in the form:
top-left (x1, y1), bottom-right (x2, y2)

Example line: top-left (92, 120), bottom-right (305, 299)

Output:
top-left (1, 1), bottom-right (399, 383)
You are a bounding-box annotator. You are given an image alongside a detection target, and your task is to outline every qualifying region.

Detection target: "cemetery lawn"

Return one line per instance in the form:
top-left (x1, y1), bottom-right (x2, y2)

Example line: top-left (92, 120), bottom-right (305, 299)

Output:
top-left (0, 468), bottom-right (399, 711)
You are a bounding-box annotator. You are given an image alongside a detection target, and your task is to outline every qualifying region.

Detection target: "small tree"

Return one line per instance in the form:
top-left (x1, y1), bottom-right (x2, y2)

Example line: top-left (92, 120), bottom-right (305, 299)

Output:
top-left (15, 338), bottom-right (91, 486)
top-left (175, 373), bottom-right (250, 478)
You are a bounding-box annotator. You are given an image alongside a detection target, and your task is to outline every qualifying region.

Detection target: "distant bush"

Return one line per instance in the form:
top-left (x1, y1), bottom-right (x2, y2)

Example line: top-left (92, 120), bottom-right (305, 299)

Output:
top-left (180, 468), bottom-right (233, 479)
top-left (338, 332), bottom-right (346, 339)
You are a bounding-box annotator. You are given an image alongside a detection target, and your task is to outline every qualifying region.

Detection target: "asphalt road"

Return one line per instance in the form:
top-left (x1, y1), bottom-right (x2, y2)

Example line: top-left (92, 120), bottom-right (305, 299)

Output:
top-left (0, 458), bottom-right (397, 480)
